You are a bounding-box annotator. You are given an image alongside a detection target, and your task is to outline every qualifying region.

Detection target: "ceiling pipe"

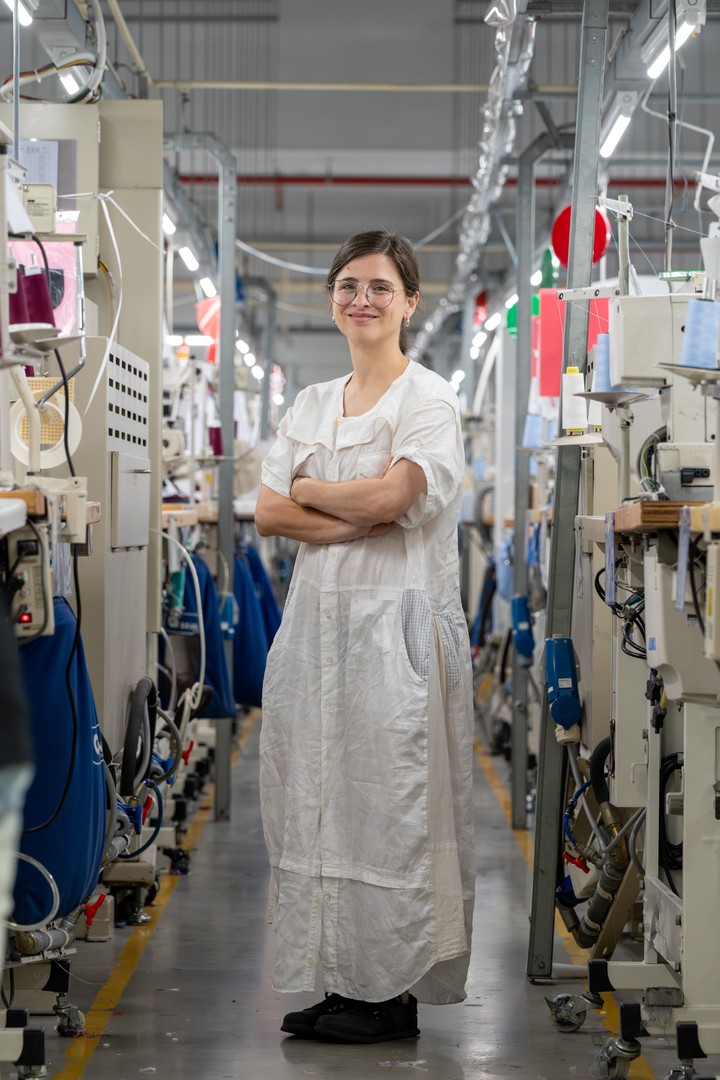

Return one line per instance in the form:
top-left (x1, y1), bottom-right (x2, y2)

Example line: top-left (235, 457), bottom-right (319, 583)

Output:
top-left (178, 173), bottom-right (710, 189)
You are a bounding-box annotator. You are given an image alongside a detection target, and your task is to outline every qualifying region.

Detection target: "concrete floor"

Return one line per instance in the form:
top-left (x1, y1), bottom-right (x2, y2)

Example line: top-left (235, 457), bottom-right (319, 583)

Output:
top-left (10, 720), bottom-right (720, 1080)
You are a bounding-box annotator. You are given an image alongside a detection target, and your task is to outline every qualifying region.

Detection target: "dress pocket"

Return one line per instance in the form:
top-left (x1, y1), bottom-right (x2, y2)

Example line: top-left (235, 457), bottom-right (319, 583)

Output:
top-left (346, 594), bottom-right (395, 659)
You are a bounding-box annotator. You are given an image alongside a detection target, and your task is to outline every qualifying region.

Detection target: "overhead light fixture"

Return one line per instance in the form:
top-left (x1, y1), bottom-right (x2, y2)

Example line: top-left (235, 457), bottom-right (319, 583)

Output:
top-left (485, 312), bottom-right (502, 332)
top-left (472, 330), bottom-right (488, 349)
top-left (505, 293), bottom-right (519, 310)
top-left (641, 12), bottom-right (702, 81)
top-left (599, 90), bottom-right (639, 159)
top-left (178, 246), bottom-right (199, 272)
top-left (59, 72), bottom-right (80, 95)
top-left (162, 213), bottom-right (177, 237)
top-left (451, 369), bottom-right (466, 384)
top-left (251, 365), bottom-right (264, 381)
top-left (235, 339), bottom-right (250, 354)
top-left (272, 393), bottom-right (285, 406)
top-left (244, 352), bottom-right (256, 368)
top-left (530, 270), bottom-right (543, 287)
top-left (184, 334), bottom-right (214, 347)
top-left (165, 334), bottom-right (183, 347)
top-left (199, 277), bottom-right (217, 298)
top-left (469, 346), bottom-right (480, 361)
top-left (2, 0), bottom-right (33, 26)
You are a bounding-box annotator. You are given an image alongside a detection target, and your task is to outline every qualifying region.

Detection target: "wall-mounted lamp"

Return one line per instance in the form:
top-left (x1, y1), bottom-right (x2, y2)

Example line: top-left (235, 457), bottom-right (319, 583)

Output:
top-left (599, 90), bottom-right (640, 159)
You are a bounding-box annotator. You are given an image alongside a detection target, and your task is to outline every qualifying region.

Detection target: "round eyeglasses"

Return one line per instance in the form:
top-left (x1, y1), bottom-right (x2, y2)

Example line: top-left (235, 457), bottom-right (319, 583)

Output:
top-left (328, 281), bottom-right (400, 309)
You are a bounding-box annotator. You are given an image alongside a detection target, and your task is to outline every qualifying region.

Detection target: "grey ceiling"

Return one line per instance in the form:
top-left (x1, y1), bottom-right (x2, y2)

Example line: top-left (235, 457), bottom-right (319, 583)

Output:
top-left (3, 0), bottom-right (720, 387)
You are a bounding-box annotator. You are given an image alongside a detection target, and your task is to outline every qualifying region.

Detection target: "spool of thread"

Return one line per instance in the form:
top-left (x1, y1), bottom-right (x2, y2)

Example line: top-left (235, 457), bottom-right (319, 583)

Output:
top-left (22, 266), bottom-right (55, 327)
top-left (9, 267), bottom-right (29, 327)
top-left (587, 370), bottom-right (603, 430)
top-left (594, 333), bottom-right (612, 392)
top-left (561, 366), bottom-right (588, 433)
top-left (681, 299), bottom-right (720, 369)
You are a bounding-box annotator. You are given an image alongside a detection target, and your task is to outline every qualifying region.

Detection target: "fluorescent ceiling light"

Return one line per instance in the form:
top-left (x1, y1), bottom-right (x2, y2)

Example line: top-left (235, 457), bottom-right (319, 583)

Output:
top-left (600, 114), bottom-right (632, 159)
top-left (199, 277), bottom-right (217, 298)
top-left (472, 330), bottom-right (488, 349)
top-left (505, 293), bottom-right (519, 309)
top-left (59, 72), bottom-right (80, 95)
top-left (2, 0), bottom-right (32, 26)
top-left (162, 213), bottom-right (177, 236)
top-left (272, 393), bottom-right (285, 406)
top-left (244, 352), bottom-right (256, 368)
top-left (251, 365), bottom-right (264, 380)
top-left (469, 346), bottom-right (480, 361)
top-left (451, 369), bottom-right (466, 384)
top-left (184, 334), bottom-right (214, 347)
top-left (178, 246), bottom-right (199, 272)
top-left (485, 312), bottom-right (502, 332)
top-left (235, 339), bottom-right (250, 354)
top-left (530, 270), bottom-right (543, 287)
top-left (165, 334), bottom-right (183, 347)
top-left (644, 19), bottom-right (697, 80)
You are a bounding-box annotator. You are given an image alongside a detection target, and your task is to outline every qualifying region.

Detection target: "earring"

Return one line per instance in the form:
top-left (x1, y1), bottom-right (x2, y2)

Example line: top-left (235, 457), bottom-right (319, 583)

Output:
top-left (404, 317), bottom-right (410, 328)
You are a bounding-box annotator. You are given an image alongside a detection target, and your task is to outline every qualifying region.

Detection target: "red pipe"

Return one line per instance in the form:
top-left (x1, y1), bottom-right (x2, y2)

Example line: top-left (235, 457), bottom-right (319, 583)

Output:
top-left (179, 173), bottom-right (697, 189)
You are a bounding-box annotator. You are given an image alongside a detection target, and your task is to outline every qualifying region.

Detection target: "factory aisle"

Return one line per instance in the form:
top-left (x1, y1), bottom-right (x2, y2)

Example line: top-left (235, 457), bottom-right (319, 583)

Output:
top-left (34, 715), bottom-right (712, 1080)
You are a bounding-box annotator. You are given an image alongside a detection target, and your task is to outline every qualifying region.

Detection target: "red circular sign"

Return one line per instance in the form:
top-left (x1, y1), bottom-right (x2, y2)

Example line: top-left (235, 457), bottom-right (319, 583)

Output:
top-left (550, 205), bottom-right (610, 267)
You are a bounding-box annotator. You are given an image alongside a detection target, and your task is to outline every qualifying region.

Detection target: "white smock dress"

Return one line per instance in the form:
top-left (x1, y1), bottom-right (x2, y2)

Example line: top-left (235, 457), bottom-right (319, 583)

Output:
top-left (259, 360), bottom-right (475, 1005)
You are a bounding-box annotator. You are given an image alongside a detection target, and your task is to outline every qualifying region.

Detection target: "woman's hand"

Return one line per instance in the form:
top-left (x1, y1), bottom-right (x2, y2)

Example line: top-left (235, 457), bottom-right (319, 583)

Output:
top-left (290, 475), bottom-right (311, 506)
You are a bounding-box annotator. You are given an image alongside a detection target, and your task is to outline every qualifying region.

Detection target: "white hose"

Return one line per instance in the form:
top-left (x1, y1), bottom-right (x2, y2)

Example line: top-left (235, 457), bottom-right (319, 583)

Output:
top-left (3, 852), bottom-right (60, 931)
top-left (155, 530), bottom-right (206, 712)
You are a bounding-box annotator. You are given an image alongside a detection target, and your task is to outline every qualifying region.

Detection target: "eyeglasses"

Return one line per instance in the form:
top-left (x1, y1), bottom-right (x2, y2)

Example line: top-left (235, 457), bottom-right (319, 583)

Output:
top-left (328, 281), bottom-right (400, 309)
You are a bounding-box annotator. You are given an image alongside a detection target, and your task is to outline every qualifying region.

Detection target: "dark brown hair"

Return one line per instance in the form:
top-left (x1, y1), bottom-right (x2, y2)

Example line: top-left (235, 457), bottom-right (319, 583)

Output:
top-left (326, 230), bottom-right (420, 354)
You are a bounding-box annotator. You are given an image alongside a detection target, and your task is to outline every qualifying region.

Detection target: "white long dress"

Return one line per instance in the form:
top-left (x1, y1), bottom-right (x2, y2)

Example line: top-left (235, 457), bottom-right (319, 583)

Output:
top-left (259, 360), bottom-right (475, 1005)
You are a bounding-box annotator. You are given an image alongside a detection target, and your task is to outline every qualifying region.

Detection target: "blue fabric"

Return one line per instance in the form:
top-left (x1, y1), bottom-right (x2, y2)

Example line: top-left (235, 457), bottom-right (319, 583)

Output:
top-left (233, 555), bottom-right (269, 708)
top-left (15, 598), bottom-right (106, 924)
top-left (241, 545), bottom-right (282, 646)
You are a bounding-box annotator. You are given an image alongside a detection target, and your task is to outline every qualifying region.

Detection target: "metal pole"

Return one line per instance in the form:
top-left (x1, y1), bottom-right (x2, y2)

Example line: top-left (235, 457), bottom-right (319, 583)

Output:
top-left (511, 131), bottom-right (574, 831)
top-left (527, 0), bottom-right (610, 980)
top-left (12, 0), bottom-right (20, 163)
top-left (617, 194), bottom-right (630, 296)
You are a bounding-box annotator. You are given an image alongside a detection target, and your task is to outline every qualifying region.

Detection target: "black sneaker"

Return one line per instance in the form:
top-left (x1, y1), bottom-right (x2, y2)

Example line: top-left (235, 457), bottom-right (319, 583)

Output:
top-left (281, 993), bottom-right (355, 1038)
top-left (314, 994), bottom-right (420, 1044)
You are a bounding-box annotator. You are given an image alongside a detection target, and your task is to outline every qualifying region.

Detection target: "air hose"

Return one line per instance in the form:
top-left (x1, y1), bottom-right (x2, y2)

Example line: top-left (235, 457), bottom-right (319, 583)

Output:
top-left (119, 677), bottom-right (157, 797)
top-left (568, 738), bottom-right (631, 949)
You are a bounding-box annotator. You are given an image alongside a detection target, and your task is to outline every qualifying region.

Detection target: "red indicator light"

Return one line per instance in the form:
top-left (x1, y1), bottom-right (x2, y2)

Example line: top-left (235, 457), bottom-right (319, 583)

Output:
top-left (19, 612), bottom-right (32, 624)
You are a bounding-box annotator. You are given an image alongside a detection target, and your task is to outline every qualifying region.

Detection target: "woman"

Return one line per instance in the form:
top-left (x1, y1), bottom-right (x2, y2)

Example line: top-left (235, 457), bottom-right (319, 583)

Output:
top-left (255, 230), bottom-right (474, 1045)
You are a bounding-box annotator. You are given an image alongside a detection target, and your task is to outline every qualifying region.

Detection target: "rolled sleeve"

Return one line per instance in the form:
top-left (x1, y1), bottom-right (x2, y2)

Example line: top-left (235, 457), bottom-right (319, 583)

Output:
top-left (391, 399), bottom-right (463, 528)
top-left (260, 408), bottom-right (295, 499)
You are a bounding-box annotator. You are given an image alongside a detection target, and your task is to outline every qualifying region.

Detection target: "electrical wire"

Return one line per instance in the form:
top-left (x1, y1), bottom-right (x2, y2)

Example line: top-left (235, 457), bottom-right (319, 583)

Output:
top-left (629, 809), bottom-right (647, 878)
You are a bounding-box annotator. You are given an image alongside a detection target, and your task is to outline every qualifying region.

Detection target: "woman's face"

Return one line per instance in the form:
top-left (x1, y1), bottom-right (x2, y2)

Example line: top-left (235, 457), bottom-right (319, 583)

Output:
top-left (330, 252), bottom-right (419, 351)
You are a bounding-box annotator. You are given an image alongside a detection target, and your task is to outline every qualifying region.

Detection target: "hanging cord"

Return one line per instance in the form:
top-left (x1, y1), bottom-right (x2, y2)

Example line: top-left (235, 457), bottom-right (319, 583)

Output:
top-left (688, 535), bottom-right (706, 637)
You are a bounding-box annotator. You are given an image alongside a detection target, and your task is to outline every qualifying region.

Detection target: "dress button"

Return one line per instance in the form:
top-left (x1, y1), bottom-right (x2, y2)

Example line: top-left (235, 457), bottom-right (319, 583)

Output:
top-left (325, 656), bottom-right (334, 665)
top-left (324, 610), bottom-right (332, 619)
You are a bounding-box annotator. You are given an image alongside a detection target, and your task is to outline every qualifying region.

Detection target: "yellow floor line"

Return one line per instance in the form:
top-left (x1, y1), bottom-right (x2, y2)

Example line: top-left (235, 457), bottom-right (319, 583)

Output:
top-left (473, 737), bottom-right (657, 1080)
top-left (54, 711), bottom-right (258, 1080)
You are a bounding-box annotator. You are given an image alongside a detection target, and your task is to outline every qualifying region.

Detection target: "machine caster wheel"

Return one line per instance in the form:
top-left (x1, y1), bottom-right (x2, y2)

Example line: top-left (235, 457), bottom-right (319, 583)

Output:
top-left (591, 1036), bottom-right (642, 1079)
top-left (16, 1068), bottom-right (48, 1079)
top-left (545, 992), bottom-right (598, 1032)
top-left (55, 1005), bottom-right (86, 1038)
